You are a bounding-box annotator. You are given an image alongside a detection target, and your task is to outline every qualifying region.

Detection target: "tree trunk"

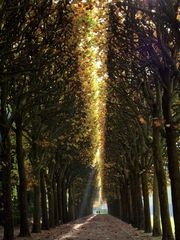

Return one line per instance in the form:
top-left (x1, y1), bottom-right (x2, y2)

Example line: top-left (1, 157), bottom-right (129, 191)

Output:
top-left (107, 199), bottom-right (113, 215)
top-left (141, 171), bottom-right (152, 233)
top-left (62, 180), bottom-right (68, 223)
top-left (130, 177), bottom-right (138, 227)
top-left (68, 186), bottom-right (75, 221)
top-left (40, 170), bottom-right (49, 230)
top-left (120, 182), bottom-right (131, 223)
top-left (32, 170), bottom-right (41, 233)
top-left (0, 124), bottom-right (14, 240)
top-left (125, 183), bottom-right (132, 223)
top-left (53, 180), bottom-right (59, 225)
top-left (153, 125), bottom-right (174, 239)
top-left (162, 89), bottom-right (180, 240)
top-left (120, 186), bottom-right (126, 221)
top-left (128, 184), bottom-right (133, 223)
top-left (108, 198), bottom-right (120, 218)
top-left (48, 185), bottom-right (55, 228)
top-left (15, 117), bottom-right (30, 237)
top-left (71, 185), bottom-right (75, 220)
top-left (130, 172), bottom-right (144, 229)
top-left (153, 173), bottom-right (161, 236)
top-left (57, 177), bottom-right (62, 223)
top-left (117, 189), bottom-right (123, 220)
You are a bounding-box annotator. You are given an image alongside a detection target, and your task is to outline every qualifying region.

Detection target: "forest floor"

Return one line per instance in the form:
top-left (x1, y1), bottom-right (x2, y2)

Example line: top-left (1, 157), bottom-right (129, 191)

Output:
top-left (0, 215), bottom-right (161, 240)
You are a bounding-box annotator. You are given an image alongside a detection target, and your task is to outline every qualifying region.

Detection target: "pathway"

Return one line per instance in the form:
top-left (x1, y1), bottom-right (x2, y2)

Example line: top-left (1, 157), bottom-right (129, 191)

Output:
top-left (1, 215), bottom-right (161, 240)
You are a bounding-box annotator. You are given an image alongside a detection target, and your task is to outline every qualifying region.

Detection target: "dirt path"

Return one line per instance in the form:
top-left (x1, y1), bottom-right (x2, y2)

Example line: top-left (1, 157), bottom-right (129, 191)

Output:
top-left (0, 215), bottom-right (161, 240)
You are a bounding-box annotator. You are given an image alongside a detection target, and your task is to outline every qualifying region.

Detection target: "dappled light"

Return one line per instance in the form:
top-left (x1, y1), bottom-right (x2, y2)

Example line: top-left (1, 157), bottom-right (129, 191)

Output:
top-left (59, 215), bottom-right (95, 240)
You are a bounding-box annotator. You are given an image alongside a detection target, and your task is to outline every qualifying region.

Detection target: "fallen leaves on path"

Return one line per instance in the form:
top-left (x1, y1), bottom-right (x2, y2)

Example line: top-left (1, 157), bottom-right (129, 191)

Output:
top-left (0, 215), bottom-right (161, 240)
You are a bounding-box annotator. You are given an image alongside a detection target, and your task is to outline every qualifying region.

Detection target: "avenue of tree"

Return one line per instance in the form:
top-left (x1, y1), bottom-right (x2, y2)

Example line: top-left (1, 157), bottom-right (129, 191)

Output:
top-left (104, 1), bottom-right (180, 240)
top-left (0, 2), bottom-right (97, 240)
top-left (0, 1), bottom-right (179, 240)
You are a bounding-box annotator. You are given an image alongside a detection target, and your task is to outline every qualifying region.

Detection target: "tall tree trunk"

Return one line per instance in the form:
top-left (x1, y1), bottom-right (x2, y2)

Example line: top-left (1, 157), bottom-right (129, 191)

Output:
top-left (71, 185), bottom-right (75, 220)
top-left (15, 117), bottom-right (30, 237)
top-left (153, 124), bottom-right (174, 239)
top-left (107, 199), bottom-right (113, 215)
top-left (62, 180), bottom-right (68, 223)
top-left (128, 184), bottom-right (133, 223)
top-left (120, 182), bottom-right (131, 223)
top-left (120, 185), bottom-right (126, 221)
top-left (0, 124), bottom-right (14, 240)
top-left (48, 185), bottom-right (55, 228)
top-left (130, 176), bottom-right (137, 227)
top-left (108, 198), bottom-right (120, 218)
top-left (53, 180), bottom-right (59, 225)
top-left (153, 173), bottom-right (161, 236)
top-left (40, 170), bottom-right (49, 230)
top-left (162, 89), bottom-right (180, 240)
top-left (118, 188), bottom-right (123, 220)
top-left (32, 170), bottom-right (41, 233)
top-left (57, 177), bottom-right (62, 223)
top-left (130, 172), bottom-right (144, 229)
top-left (125, 182), bottom-right (132, 223)
top-left (68, 186), bottom-right (74, 221)
top-left (141, 171), bottom-right (152, 233)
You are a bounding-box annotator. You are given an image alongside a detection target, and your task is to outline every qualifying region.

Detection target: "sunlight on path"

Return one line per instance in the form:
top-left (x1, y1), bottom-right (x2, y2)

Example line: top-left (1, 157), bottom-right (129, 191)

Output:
top-left (53, 215), bottom-right (160, 240)
top-left (11, 215), bottom-right (161, 240)
top-left (58, 215), bottom-right (95, 240)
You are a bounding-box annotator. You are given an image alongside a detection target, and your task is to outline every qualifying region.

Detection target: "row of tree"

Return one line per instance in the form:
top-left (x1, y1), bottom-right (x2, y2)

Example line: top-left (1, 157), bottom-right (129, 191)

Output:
top-left (0, 1), bottom-right (96, 240)
top-left (104, 1), bottom-right (179, 240)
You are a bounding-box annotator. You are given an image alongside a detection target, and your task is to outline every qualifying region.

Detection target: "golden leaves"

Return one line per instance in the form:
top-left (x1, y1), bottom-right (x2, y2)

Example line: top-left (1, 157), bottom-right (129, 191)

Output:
top-left (153, 118), bottom-right (165, 127)
top-left (138, 115), bottom-right (147, 124)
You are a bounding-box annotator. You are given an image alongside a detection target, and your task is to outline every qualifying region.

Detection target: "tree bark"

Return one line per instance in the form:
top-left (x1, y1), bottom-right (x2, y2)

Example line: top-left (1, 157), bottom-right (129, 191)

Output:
top-left (71, 185), bottom-right (75, 220)
top-left (118, 189), bottom-right (123, 220)
top-left (120, 182), bottom-right (131, 223)
top-left (32, 170), bottom-right (41, 233)
top-left (128, 184), bottom-right (133, 223)
top-left (48, 185), bottom-right (55, 228)
top-left (15, 117), bottom-right (30, 237)
top-left (130, 172), bottom-right (144, 229)
top-left (0, 124), bottom-right (14, 240)
top-left (53, 180), bottom-right (59, 225)
top-left (62, 180), bottom-right (68, 223)
top-left (153, 124), bottom-right (174, 239)
top-left (108, 198), bottom-right (120, 218)
top-left (141, 171), bottom-right (152, 233)
top-left (152, 173), bottom-right (161, 236)
top-left (57, 177), bottom-right (62, 223)
top-left (120, 185), bottom-right (126, 221)
top-left (162, 89), bottom-right (180, 240)
top-left (40, 170), bottom-right (49, 230)
top-left (68, 186), bottom-right (75, 221)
